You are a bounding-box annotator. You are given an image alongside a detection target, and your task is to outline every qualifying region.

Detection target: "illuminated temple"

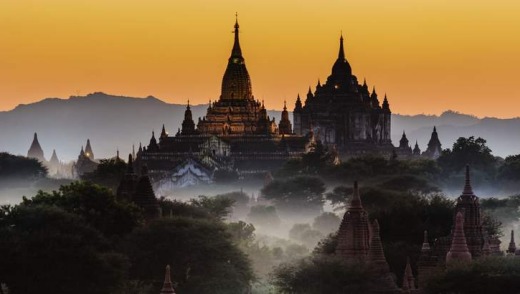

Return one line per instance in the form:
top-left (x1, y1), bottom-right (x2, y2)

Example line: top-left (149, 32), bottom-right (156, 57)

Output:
top-left (135, 18), bottom-right (398, 191)
top-left (135, 18), bottom-right (310, 191)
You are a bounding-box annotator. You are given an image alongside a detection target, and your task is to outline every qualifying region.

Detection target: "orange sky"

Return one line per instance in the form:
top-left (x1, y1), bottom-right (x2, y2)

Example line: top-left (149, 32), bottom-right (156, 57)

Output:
top-left (1, 0), bottom-right (520, 117)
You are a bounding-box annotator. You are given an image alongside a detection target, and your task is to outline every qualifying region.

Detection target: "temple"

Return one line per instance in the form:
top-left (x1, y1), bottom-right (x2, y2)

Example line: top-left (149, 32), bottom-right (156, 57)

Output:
top-left (336, 181), bottom-right (370, 259)
top-left (135, 17), bottom-right (310, 191)
top-left (160, 265), bottom-right (176, 294)
top-left (117, 154), bottom-right (160, 221)
top-left (27, 132), bottom-right (45, 162)
top-left (335, 183), bottom-right (398, 291)
top-left (292, 34), bottom-right (394, 157)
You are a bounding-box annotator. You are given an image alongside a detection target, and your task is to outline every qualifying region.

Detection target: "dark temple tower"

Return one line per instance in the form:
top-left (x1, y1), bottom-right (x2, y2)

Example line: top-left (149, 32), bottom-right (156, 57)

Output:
top-left (336, 181), bottom-right (370, 260)
top-left (27, 132), bottom-right (45, 162)
top-left (181, 102), bottom-right (196, 135)
top-left (295, 34), bottom-right (393, 156)
top-left (84, 139), bottom-right (94, 160)
top-left (454, 165), bottom-right (484, 258)
top-left (278, 101), bottom-right (293, 135)
top-left (423, 126), bottom-right (442, 159)
top-left (293, 94), bottom-right (303, 135)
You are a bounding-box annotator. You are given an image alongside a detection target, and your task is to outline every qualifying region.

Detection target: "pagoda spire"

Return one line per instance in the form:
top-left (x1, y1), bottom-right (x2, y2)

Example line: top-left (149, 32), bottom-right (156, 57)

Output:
top-left (160, 265), bottom-right (176, 294)
top-left (336, 181), bottom-right (370, 259)
top-left (446, 211), bottom-right (472, 265)
top-left (84, 139), bottom-right (94, 159)
top-left (231, 13), bottom-right (243, 59)
top-left (161, 124), bottom-right (168, 139)
top-left (27, 132), bottom-right (45, 161)
top-left (127, 154), bottom-right (134, 174)
top-left (402, 257), bottom-right (416, 291)
top-left (508, 230), bottom-right (516, 254)
top-left (337, 32), bottom-right (346, 61)
top-left (50, 149), bottom-right (59, 164)
top-left (368, 219), bottom-right (390, 271)
top-left (462, 165), bottom-right (474, 195)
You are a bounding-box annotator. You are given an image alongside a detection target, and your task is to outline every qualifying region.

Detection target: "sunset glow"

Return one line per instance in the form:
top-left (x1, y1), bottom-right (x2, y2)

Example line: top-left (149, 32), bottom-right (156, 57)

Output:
top-left (1, 0), bottom-right (520, 117)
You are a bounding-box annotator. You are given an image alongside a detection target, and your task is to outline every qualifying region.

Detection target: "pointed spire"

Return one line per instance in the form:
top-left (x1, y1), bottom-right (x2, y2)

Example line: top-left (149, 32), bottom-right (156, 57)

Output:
top-left (132, 144), bottom-right (136, 159)
top-left (338, 33), bottom-right (345, 60)
top-left (402, 257), bottom-right (416, 291)
top-left (161, 124), bottom-right (167, 138)
top-left (508, 230), bottom-right (516, 254)
top-left (382, 94), bottom-right (390, 111)
top-left (127, 154), bottom-right (134, 174)
top-left (368, 219), bottom-right (389, 268)
top-left (85, 139), bottom-right (94, 159)
top-left (363, 78), bottom-right (367, 88)
top-left (446, 211), bottom-right (472, 264)
top-left (462, 165), bottom-right (474, 195)
top-left (27, 132), bottom-right (45, 161)
top-left (160, 265), bottom-right (176, 294)
top-left (50, 149), bottom-right (59, 164)
top-left (349, 181), bottom-right (363, 210)
top-left (283, 100), bottom-right (287, 111)
top-left (231, 13), bottom-right (243, 59)
top-left (317, 79), bottom-right (321, 87)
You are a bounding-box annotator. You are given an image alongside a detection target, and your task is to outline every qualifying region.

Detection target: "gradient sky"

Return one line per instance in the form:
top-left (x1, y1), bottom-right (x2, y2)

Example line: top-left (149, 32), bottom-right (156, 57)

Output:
top-left (1, 0), bottom-right (519, 117)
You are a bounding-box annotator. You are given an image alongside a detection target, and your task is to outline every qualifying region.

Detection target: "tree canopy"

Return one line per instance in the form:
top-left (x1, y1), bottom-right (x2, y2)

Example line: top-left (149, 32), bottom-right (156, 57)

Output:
top-left (81, 157), bottom-right (127, 191)
top-left (21, 181), bottom-right (143, 237)
top-left (123, 217), bottom-right (253, 294)
top-left (261, 176), bottom-right (326, 216)
top-left (0, 205), bottom-right (128, 294)
top-left (0, 152), bottom-right (47, 184)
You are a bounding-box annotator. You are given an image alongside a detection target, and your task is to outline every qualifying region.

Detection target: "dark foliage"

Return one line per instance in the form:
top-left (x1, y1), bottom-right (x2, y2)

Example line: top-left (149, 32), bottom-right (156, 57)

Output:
top-left (426, 257), bottom-right (520, 294)
top-left (271, 256), bottom-right (379, 293)
top-left (81, 158), bottom-right (127, 191)
top-left (123, 217), bottom-right (253, 294)
top-left (0, 152), bottom-right (47, 184)
top-left (21, 181), bottom-right (143, 237)
top-left (261, 176), bottom-right (326, 216)
top-left (0, 205), bottom-right (128, 294)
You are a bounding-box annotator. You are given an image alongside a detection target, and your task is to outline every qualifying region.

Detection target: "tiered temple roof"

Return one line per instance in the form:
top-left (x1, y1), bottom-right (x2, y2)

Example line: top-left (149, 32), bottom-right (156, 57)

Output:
top-left (160, 265), bottom-right (176, 294)
top-left (27, 132), bottom-right (45, 161)
top-left (454, 165), bottom-right (484, 258)
top-left (336, 181), bottom-right (370, 259)
top-left (446, 211), bottom-right (472, 265)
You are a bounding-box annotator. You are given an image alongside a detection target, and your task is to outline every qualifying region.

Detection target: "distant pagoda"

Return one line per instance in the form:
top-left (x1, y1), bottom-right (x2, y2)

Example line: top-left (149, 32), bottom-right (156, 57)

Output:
top-left (27, 132), bottom-right (45, 162)
top-left (336, 181), bottom-right (370, 259)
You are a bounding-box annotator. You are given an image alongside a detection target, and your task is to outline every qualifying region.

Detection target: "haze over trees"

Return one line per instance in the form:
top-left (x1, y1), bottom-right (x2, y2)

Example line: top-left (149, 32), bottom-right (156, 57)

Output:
top-left (2, 134), bottom-right (520, 293)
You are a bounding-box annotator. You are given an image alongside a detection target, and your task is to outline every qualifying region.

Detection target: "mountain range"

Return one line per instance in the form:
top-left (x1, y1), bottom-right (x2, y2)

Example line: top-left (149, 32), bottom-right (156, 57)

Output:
top-left (1, 92), bottom-right (518, 161)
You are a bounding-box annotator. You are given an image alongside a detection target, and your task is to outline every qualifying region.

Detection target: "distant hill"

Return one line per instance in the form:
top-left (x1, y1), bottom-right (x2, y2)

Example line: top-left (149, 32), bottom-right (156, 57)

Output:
top-left (0, 92), bottom-right (518, 161)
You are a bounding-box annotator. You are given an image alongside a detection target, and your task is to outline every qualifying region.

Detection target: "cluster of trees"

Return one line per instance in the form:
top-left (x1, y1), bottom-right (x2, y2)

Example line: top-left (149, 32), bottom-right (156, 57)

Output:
top-left (276, 135), bottom-right (520, 194)
top-left (0, 182), bottom-right (254, 294)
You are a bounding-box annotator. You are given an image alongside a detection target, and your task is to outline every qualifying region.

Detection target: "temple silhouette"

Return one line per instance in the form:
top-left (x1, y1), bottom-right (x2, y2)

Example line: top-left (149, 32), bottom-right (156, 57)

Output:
top-left (134, 17), bottom-right (311, 191)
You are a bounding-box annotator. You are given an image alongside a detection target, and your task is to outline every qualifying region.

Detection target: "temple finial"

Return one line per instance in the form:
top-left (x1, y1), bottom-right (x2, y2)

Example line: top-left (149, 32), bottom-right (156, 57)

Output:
top-left (160, 264), bottom-right (176, 294)
top-left (231, 14), bottom-right (243, 58)
top-left (463, 165), bottom-right (474, 195)
top-left (338, 32), bottom-right (345, 60)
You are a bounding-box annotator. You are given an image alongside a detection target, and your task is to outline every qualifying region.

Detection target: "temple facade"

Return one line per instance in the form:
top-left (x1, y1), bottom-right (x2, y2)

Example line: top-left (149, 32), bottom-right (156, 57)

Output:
top-left (135, 18), bottom-right (310, 192)
top-left (292, 35), bottom-right (394, 157)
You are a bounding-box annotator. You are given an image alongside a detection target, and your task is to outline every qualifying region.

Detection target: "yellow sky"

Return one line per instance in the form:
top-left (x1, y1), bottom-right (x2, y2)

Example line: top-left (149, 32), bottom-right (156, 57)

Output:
top-left (1, 0), bottom-right (520, 117)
